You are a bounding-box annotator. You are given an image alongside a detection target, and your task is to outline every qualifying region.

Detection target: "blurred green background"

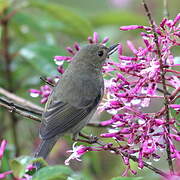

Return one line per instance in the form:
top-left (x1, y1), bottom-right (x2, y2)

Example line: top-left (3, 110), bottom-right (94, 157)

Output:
top-left (0, 0), bottom-right (179, 179)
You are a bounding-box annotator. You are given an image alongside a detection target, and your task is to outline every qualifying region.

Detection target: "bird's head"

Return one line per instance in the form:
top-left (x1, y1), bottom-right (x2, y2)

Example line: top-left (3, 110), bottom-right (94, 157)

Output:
top-left (74, 43), bottom-right (118, 68)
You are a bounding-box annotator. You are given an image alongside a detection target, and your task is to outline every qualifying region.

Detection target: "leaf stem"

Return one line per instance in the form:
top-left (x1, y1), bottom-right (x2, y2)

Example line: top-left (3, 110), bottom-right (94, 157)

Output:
top-left (142, 0), bottom-right (174, 174)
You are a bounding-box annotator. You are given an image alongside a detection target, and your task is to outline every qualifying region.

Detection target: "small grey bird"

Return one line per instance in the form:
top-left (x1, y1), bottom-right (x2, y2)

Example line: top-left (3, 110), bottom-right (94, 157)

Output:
top-left (34, 43), bottom-right (118, 161)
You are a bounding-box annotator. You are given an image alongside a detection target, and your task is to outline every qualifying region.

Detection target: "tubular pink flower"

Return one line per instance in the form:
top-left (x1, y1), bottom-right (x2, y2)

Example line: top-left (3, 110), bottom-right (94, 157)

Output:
top-left (0, 171), bottom-right (12, 179)
top-left (138, 151), bottom-right (144, 169)
top-left (160, 18), bottom-right (167, 29)
top-left (127, 40), bottom-right (138, 54)
top-left (73, 42), bottom-right (80, 51)
top-left (117, 43), bottom-right (123, 58)
top-left (120, 25), bottom-right (151, 31)
top-left (87, 36), bottom-right (93, 44)
top-left (0, 140), bottom-right (7, 159)
top-left (102, 37), bottom-right (109, 44)
top-left (100, 132), bottom-right (117, 138)
top-left (169, 104), bottom-right (180, 110)
top-left (119, 55), bottom-right (137, 61)
top-left (65, 143), bottom-right (91, 165)
top-left (57, 65), bottom-right (65, 74)
top-left (173, 13), bottom-right (180, 25)
top-left (93, 32), bottom-right (99, 43)
top-left (100, 119), bottom-right (114, 126)
top-left (66, 47), bottom-right (75, 55)
top-left (170, 134), bottom-right (180, 141)
top-left (54, 56), bottom-right (72, 61)
top-left (40, 97), bottom-right (48, 104)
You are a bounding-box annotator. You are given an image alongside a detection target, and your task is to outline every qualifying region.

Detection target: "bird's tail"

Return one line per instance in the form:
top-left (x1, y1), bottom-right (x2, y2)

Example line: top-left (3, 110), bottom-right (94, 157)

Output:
top-left (34, 137), bottom-right (58, 168)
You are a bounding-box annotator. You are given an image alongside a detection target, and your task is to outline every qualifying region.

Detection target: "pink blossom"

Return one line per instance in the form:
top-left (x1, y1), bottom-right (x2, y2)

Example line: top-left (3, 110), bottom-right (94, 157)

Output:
top-left (120, 25), bottom-right (151, 31)
top-left (93, 32), bottom-right (99, 43)
top-left (64, 143), bottom-right (91, 165)
top-left (0, 171), bottom-right (12, 179)
top-left (28, 14), bottom-right (180, 175)
top-left (102, 37), bottom-right (109, 44)
top-left (54, 56), bottom-right (72, 61)
top-left (169, 104), bottom-right (180, 110)
top-left (119, 55), bottom-right (137, 61)
top-left (0, 140), bottom-right (7, 159)
top-left (57, 65), bottom-right (65, 74)
top-left (117, 43), bottom-right (123, 57)
top-left (73, 42), bottom-right (80, 51)
top-left (127, 40), bottom-right (138, 54)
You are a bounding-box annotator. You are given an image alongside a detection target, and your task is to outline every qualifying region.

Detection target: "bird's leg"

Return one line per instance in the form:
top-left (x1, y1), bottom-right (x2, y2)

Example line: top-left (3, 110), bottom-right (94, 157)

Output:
top-left (79, 132), bottom-right (99, 143)
top-left (72, 132), bottom-right (99, 144)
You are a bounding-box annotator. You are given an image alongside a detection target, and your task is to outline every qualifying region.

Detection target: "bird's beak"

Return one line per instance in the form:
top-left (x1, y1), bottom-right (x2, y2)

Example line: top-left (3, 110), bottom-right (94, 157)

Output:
top-left (107, 43), bottom-right (119, 56)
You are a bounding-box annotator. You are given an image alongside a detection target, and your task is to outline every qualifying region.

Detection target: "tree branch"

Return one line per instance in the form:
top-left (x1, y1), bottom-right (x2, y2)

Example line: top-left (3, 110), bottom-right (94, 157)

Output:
top-left (0, 89), bottom-right (110, 128)
top-left (76, 135), bottom-right (168, 178)
top-left (163, 0), bottom-right (170, 18)
top-left (0, 87), bottom-right (43, 112)
top-left (142, 0), bottom-right (174, 174)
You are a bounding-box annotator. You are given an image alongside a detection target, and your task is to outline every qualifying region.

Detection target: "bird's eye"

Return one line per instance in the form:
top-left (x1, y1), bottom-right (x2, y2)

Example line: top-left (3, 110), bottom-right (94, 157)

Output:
top-left (97, 50), bottom-right (104, 57)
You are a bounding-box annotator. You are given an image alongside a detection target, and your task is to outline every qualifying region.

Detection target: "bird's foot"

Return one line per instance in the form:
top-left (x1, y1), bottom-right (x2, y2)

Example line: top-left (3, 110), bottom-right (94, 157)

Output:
top-left (72, 132), bottom-right (99, 144)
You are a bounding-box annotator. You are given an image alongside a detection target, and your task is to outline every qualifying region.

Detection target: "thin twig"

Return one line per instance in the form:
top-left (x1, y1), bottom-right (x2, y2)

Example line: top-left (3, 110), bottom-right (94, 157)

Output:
top-left (1, 13), bottom-right (20, 155)
top-left (0, 9), bottom-right (18, 24)
top-left (142, 0), bottom-right (174, 173)
top-left (40, 77), bottom-right (55, 87)
top-left (163, 0), bottom-right (170, 18)
top-left (76, 136), bottom-right (168, 178)
top-left (0, 97), bottom-right (42, 115)
top-left (0, 87), bottom-right (43, 112)
top-left (0, 100), bottom-right (41, 122)
top-left (0, 93), bottom-right (109, 128)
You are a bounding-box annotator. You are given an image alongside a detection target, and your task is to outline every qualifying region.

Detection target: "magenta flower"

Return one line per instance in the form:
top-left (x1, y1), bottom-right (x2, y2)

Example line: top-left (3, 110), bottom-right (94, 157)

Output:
top-left (0, 140), bottom-right (13, 179)
top-left (29, 85), bottom-right (52, 104)
top-left (0, 140), bottom-right (7, 159)
top-left (29, 13), bottom-right (180, 176)
top-left (170, 104), bottom-right (180, 111)
top-left (0, 171), bottom-right (12, 179)
top-left (120, 25), bottom-right (151, 31)
top-left (64, 142), bottom-right (91, 165)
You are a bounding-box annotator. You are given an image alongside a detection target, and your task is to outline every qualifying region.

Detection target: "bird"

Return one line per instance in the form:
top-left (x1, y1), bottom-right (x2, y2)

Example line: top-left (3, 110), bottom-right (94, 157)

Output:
top-left (34, 43), bottom-right (118, 163)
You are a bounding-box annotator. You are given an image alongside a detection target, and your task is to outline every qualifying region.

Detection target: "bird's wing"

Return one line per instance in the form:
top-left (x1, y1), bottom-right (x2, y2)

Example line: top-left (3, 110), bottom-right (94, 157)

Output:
top-left (40, 93), bottom-right (101, 140)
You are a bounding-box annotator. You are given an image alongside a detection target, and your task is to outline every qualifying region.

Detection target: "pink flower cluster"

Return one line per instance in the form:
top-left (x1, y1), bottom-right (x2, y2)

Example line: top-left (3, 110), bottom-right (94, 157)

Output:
top-left (29, 13), bottom-right (180, 175)
top-left (65, 14), bottom-right (180, 173)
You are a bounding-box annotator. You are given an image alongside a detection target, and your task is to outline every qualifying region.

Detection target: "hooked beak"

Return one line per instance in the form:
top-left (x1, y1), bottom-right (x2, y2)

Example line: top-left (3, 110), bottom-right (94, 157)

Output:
top-left (107, 43), bottom-right (119, 56)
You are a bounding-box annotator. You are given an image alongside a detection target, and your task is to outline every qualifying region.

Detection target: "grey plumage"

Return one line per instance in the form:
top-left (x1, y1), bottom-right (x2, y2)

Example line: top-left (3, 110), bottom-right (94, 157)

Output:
top-left (34, 43), bottom-right (118, 161)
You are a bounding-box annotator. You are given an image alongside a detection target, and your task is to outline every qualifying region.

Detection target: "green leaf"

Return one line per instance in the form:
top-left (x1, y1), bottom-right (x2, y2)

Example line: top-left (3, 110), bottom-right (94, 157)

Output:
top-left (0, 0), bottom-right (10, 13)
top-left (10, 156), bottom-right (34, 178)
top-left (10, 156), bottom-right (48, 178)
top-left (19, 42), bottom-right (66, 76)
top-left (90, 11), bottom-right (147, 27)
top-left (32, 165), bottom-right (73, 180)
top-left (111, 177), bottom-right (143, 180)
top-left (29, 1), bottom-right (93, 39)
top-left (11, 11), bottom-right (65, 40)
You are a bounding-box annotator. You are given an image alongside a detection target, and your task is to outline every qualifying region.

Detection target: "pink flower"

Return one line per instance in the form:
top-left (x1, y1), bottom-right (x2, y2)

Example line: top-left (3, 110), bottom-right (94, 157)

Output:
top-left (120, 25), bottom-right (151, 31)
top-left (169, 104), bottom-right (180, 111)
top-left (54, 56), bottom-right (72, 61)
top-left (0, 140), bottom-right (7, 159)
top-left (64, 143), bottom-right (90, 165)
top-left (93, 32), bottom-right (99, 43)
top-left (0, 171), bottom-right (12, 179)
